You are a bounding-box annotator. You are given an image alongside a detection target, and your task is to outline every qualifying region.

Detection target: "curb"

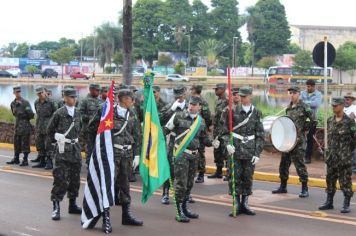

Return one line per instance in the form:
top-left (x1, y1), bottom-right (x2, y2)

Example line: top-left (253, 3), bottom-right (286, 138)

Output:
top-left (1, 142), bottom-right (355, 191)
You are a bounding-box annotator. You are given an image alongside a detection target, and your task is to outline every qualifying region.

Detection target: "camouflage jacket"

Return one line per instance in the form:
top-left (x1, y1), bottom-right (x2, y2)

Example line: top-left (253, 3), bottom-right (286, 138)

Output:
top-left (286, 100), bottom-right (316, 144)
top-left (47, 106), bottom-right (82, 163)
top-left (79, 94), bottom-right (101, 131)
top-left (221, 104), bottom-right (264, 160)
top-left (156, 98), bottom-right (167, 114)
top-left (160, 101), bottom-right (188, 128)
top-left (88, 106), bottom-right (141, 157)
top-left (213, 95), bottom-right (228, 137)
top-left (34, 98), bottom-right (57, 134)
top-left (10, 98), bottom-right (35, 135)
top-left (172, 110), bottom-right (212, 152)
top-left (326, 113), bottom-right (356, 166)
top-left (199, 96), bottom-right (212, 128)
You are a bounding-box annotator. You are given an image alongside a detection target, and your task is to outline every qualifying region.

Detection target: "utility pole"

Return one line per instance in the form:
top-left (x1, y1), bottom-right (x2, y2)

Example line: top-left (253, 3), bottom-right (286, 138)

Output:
top-left (80, 33), bottom-right (83, 72)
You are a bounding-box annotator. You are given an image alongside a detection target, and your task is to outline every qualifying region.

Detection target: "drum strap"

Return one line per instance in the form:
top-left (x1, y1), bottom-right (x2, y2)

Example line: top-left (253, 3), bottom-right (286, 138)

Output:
top-left (233, 106), bottom-right (254, 131)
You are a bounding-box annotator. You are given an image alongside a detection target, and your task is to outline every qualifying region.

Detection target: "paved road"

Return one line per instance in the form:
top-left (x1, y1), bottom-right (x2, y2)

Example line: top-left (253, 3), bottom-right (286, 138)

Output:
top-left (1, 150), bottom-right (356, 236)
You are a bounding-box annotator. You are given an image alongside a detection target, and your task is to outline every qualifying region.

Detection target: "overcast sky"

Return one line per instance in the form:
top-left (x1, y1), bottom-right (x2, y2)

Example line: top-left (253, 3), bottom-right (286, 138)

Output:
top-left (0, 0), bottom-right (355, 47)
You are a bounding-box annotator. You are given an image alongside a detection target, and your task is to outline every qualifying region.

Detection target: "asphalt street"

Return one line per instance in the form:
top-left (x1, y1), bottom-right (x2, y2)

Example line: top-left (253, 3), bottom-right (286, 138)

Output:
top-left (0, 149), bottom-right (356, 236)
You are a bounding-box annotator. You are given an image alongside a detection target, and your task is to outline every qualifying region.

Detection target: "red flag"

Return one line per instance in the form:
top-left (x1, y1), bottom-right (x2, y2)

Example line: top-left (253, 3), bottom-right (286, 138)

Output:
top-left (97, 81), bottom-right (115, 134)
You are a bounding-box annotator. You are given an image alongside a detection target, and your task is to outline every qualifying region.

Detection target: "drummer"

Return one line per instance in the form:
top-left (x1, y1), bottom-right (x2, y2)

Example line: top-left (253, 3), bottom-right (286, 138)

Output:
top-left (272, 86), bottom-right (317, 198)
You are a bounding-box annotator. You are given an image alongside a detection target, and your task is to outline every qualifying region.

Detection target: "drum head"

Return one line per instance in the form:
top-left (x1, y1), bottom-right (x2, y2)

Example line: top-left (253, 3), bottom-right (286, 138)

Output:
top-left (270, 116), bottom-right (297, 152)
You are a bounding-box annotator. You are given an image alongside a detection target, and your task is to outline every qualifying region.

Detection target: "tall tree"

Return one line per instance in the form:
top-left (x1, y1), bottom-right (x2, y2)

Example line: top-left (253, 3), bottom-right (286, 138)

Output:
top-left (133, 0), bottom-right (165, 65)
top-left (48, 47), bottom-right (75, 79)
top-left (196, 39), bottom-right (226, 68)
top-left (252, 0), bottom-right (291, 60)
top-left (14, 43), bottom-right (29, 58)
top-left (123, 0), bottom-right (133, 84)
top-left (334, 41), bottom-right (356, 83)
top-left (210, 0), bottom-right (242, 63)
top-left (293, 50), bottom-right (313, 73)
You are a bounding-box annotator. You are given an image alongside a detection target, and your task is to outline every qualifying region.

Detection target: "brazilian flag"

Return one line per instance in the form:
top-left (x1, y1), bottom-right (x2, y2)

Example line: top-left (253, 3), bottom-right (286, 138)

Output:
top-left (139, 72), bottom-right (170, 204)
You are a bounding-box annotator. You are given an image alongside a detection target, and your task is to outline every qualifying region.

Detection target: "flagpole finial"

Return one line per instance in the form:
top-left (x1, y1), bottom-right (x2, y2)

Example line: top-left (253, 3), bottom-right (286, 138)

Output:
top-left (143, 72), bottom-right (155, 88)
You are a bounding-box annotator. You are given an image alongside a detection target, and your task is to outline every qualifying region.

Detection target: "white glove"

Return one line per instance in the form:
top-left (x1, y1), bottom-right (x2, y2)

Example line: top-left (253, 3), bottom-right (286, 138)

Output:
top-left (212, 139), bottom-right (220, 149)
top-left (133, 155), bottom-right (140, 169)
top-left (226, 144), bottom-right (235, 155)
top-left (251, 156), bottom-right (260, 165)
top-left (171, 100), bottom-right (181, 111)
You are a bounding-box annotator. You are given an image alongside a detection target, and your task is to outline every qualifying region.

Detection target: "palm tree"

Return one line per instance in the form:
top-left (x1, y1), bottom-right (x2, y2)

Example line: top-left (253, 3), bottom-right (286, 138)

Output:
top-left (123, 0), bottom-right (133, 84)
top-left (196, 39), bottom-right (226, 68)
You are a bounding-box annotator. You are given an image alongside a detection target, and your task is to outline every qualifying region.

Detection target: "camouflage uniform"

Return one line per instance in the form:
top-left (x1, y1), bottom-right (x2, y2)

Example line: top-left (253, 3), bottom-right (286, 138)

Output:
top-left (7, 88), bottom-right (35, 166)
top-left (79, 88), bottom-right (101, 159)
top-left (47, 105), bottom-right (82, 202)
top-left (34, 95), bottom-right (57, 166)
top-left (210, 84), bottom-right (228, 177)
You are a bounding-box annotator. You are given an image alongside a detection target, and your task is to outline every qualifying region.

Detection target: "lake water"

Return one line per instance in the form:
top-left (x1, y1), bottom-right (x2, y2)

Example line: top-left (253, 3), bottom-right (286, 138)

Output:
top-left (0, 83), bottom-right (353, 114)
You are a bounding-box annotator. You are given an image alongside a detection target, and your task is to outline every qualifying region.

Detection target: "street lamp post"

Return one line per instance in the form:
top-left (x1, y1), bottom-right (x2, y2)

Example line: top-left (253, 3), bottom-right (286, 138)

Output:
top-left (187, 35), bottom-right (191, 68)
top-left (232, 36), bottom-right (238, 71)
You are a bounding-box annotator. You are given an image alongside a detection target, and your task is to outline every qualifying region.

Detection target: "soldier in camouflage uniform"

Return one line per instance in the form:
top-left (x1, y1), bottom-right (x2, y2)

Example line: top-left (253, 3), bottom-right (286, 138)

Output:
top-left (319, 97), bottom-right (356, 213)
top-left (272, 86), bottom-right (316, 198)
top-left (153, 85), bottom-right (167, 112)
top-left (47, 88), bottom-right (82, 221)
top-left (80, 83), bottom-right (101, 162)
top-left (189, 85), bottom-right (212, 184)
top-left (166, 96), bottom-right (212, 222)
top-left (208, 83), bottom-right (228, 179)
top-left (159, 85), bottom-right (188, 205)
top-left (57, 85), bottom-right (77, 108)
top-left (100, 86), bottom-right (109, 102)
top-left (218, 86), bottom-right (264, 216)
top-left (89, 89), bottom-right (143, 226)
top-left (7, 86), bottom-right (35, 166)
top-left (32, 87), bottom-right (58, 169)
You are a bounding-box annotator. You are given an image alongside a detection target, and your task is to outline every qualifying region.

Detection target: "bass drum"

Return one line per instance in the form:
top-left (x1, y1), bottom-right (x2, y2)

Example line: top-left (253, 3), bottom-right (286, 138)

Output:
top-left (263, 116), bottom-right (297, 153)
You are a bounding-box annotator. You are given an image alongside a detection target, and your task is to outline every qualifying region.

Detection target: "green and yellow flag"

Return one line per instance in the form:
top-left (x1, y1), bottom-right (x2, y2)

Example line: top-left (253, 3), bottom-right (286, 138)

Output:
top-left (139, 72), bottom-right (170, 204)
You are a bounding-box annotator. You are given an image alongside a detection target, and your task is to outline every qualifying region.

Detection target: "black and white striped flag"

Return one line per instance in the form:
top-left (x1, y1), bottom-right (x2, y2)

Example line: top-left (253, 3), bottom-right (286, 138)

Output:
top-left (81, 81), bottom-right (115, 228)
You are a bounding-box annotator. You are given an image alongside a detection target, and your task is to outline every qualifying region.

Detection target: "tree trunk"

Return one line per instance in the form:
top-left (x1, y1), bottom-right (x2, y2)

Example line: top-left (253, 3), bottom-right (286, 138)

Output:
top-left (123, 0), bottom-right (133, 85)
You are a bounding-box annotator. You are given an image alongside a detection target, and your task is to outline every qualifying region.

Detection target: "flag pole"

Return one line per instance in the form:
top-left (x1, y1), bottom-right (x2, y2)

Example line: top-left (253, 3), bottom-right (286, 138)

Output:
top-left (228, 65), bottom-right (237, 217)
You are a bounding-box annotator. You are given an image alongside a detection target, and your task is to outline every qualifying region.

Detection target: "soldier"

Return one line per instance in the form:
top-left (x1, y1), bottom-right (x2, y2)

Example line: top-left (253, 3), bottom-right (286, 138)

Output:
top-left (319, 97), bottom-right (355, 213)
top-left (165, 96), bottom-right (212, 222)
top-left (32, 87), bottom-right (57, 169)
top-left (7, 86), bottom-right (35, 166)
top-left (45, 88), bottom-right (53, 98)
top-left (88, 89), bottom-right (143, 226)
top-left (100, 86), bottom-right (109, 102)
top-left (272, 86), bottom-right (316, 198)
top-left (189, 85), bottom-right (212, 184)
top-left (79, 83), bottom-right (101, 163)
top-left (57, 85), bottom-right (77, 108)
top-left (153, 85), bottom-right (167, 111)
top-left (47, 88), bottom-right (82, 221)
top-left (160, 85), bottom-right (188, 205)
top-left (218, 86), bottom-right (264, 216)
top-left (208, 83), bottom-right (228, 179)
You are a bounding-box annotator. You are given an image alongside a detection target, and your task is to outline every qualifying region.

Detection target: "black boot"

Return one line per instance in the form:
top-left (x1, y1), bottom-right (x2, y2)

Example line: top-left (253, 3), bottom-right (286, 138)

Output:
top-left (32, 155), bottom-right (46, 168)
top-left (52, 200), bottom-right (60, 221)
top-left (102, 208), bottom-right (112, 233)
top-left (7, 153), bottom-right (20, 165)
top-left (44, 157), bottom-right (53, 170)
top-left (114, 188), bottom-right (121, 206)
top-left (68, 198), bottom-right (82, 214)
top-left (241, 195), bottom-right (255, 215)
top-left (175, 202), bottom-right (190, 223)
top-left (31, 155), bottom-right (41, 163)
top-left (182, 197), bottom-right (199, 219)
top-left (188, 194), bottom-right (195, 203)
top-left (319, 193), bottom-right (334, 210)
top-left (341, 196), bottom-right (351, 213)
top-left (229, 195), bottom-right (241, 217)
top-left (207, 166), bottom-right (223, 179)
top-left (195, 172), bottom-right (205, 183)
top-left (299, 182), bottom-right (309, 198)
top-left (129, 170), bottom-right (137, 182)
top-left (122, 203), bottom-right (143, 226)
top-left (304, 157), bottom-right (311, 164)
top-left (161, 182), bottom-right (170, 205)
top-left (19, 153), bottom-right (29, 167)
top-left (272, 180), bottom-right (288, 194)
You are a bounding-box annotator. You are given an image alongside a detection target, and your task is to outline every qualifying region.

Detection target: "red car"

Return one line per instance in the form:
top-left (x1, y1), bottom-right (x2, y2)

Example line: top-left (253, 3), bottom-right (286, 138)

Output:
top-left (70, 72), bottom-right (89, 80)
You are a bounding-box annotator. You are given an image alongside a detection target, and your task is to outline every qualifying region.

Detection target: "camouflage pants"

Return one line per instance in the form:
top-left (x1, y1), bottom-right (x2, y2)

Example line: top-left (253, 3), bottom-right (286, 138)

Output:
top-left (196, 148), bottom-right (206, 174)
top-left (279, 143), bottom-right (308, 183)
top-left (326, 164), bottom-right (354, 198)
top-left (35, 133), bottom-right (47, 157)
top-left (51, 160), bottom-right (81, 201)
top-left (14, 134), bottom-right (31, 154)
top-left (231, 159), bottom-right (255, 196)
top-left (174, 152), bottom-right (197, 203)
top-left (213, 144), bottom-right (227, 169)
top-left (114, 150), bottom-right (132, 205)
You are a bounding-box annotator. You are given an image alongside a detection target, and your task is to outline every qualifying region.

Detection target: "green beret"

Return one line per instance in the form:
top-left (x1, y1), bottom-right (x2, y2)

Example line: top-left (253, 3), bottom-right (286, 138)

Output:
top-left (13, 86), bottom-right (21, 92)
top-left (239, 86), bottom-right (252, 96)
top-left (213, 83), bottom-right (227, 90)
top-left (63, 88), bottom-right (77, 97)
top-left (89, 83), bottom-right (100, 90)
top-left (287, 86), bottom-right (300, 93)
top-left (331, 97), bottom-right (344, 106)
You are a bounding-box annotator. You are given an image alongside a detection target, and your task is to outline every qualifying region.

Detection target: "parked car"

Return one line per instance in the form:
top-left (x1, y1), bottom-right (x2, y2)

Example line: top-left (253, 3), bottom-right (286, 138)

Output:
top-left (6, 68), bottom-right (21, 78)
top-left (42, 68), bottom-right (58, 78)
top-left (0, 70), bottom-right (15, 78)
top-left (165, 74), bottom-right (189, 82)
top-left (132, 70), bottom-right (144, 77)
top-left (70, 72), bottom-right (89, 80)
